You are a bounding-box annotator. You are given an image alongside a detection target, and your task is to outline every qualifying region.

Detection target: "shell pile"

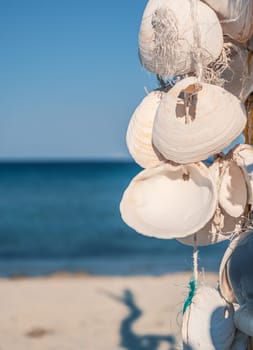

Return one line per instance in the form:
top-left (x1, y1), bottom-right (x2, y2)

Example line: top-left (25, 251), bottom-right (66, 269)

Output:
top-left (120, 0), bottom-right (253, 348)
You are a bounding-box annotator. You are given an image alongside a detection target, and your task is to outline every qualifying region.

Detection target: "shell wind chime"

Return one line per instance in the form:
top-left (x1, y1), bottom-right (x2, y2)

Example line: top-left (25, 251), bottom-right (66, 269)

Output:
top-left (120, 0), bottom-right (253, 348)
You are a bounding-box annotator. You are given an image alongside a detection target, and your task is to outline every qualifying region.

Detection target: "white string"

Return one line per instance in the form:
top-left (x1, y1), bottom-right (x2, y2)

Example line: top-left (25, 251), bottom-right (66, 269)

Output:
top-left (193, 234), bottom-right (199, 283)
top-left (190, 0), bottom-right (203, 82)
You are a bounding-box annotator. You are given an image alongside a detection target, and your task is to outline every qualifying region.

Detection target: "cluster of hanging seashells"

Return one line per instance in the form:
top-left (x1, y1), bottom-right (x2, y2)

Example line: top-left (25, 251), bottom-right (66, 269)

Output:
top-left (120, 0), bottom-right (253, 348)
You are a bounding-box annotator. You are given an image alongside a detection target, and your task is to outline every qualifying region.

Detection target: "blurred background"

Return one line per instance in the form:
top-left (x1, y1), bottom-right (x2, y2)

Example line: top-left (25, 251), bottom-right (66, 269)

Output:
top-left (0, 0), bottom-right (228, 278)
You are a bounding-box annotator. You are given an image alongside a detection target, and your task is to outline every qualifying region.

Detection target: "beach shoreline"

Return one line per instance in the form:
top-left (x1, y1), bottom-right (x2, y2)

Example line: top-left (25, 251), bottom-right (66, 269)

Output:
top-left (0, 271), bottom-right (218, 350)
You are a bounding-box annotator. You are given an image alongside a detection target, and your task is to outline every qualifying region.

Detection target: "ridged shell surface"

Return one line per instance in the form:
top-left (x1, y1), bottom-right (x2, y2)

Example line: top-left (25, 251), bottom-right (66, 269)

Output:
top-left (182, 285), bottom-right (235, 350)
top-left (219, 161), bottom-right (247, 218)
top-left (152, 77), bottom-right (246, 164)
top-left (126, 91), bottom-right (165, 168)
top-left (120, 162), bottom-right (217, 239)
top-left (203, 0), bottom-right (253, 42)
top-left (139, 0), bottom-right (223, 76)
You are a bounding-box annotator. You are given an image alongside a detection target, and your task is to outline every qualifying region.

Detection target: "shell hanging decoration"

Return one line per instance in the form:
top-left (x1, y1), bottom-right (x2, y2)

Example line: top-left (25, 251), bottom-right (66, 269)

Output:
top-left (182, 285), bottom-right (235, 349)
top-left (138, 0), bottom-right (223, 77)
top-left (120, 162), bottom-right (217, 239)
top-left (121, 0), bottom-right (253, 347)
top-left (202, 0), bottom-right (253, 43)
top-left (126, 90), bottom-right (165, 168)
top-left (152, 77), bottom-right (246, 164)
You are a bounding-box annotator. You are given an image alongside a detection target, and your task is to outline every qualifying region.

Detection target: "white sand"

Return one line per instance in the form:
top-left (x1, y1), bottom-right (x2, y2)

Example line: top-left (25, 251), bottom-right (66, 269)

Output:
top-left (0, 272), bottom-right (218, 350)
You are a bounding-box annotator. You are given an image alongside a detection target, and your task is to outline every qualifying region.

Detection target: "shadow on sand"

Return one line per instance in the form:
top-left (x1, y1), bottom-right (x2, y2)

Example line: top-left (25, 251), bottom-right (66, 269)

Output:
top-left (106, 289), bottom-right (177, 350)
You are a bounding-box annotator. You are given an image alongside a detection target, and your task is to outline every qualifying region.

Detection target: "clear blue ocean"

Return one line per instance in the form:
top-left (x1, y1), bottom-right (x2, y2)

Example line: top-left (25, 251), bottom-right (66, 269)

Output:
top-left (0, 161), bottom-right (228, 277)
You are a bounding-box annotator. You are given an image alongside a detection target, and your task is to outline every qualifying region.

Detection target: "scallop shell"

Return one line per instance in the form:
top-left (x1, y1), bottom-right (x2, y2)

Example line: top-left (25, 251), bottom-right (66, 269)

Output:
top-left (203, 0), bottom-right (253, 43)
top-left (234, 304), bottom-right (253, 337)
top-left (152, 77), bottom-right (246, 164)
top-left (232, 144), bottom-right (253, 205)
top-left (120, 162), bottom-right (217, 239)
top-left (219, 230), bottom-right (252, 304)
top-left (219, 161), bottom-right (248, 218)
top-left (126, 91), bottom-right (165, 168)
top-left (182, 285), bottom-right (235, 350)
top-left (138, 0), bottom-right (223, 76)
top-left (178, 207), bottom-right (240, 246)
top-left (223, 43), bottom-right (253, 102)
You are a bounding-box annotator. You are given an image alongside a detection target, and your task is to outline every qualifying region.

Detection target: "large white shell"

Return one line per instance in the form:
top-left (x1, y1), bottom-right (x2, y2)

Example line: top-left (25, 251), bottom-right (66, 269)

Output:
top-left (203, 0), bottom-right (253, 43)
top-left (219, 231), bottom-right (251, 304)
top-left (152, 77), bottom-right (246, 164)
top-left (223, 43), bottom-right (253, 102)
top-left (233, 144), bottom-right (253, 205)
top-left (138, 0), bottom-right (223, 76)
top-left (178, 207), bottom-right (240, 246)
top-left (234, 305), bottom-right (253, 337)
top-left (126, 91), bottom-right (165, 168)
top-left (182, 285), bottom-right (235, 350)
top-left (219, 161), bottom-right (248, 218)
top-left (120, 162), bottom-right (217, 239)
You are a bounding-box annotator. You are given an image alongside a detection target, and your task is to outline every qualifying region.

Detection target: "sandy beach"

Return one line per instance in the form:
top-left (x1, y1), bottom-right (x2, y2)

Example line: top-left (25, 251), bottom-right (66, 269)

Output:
top-left (0, 271), bottom-right (218, 350)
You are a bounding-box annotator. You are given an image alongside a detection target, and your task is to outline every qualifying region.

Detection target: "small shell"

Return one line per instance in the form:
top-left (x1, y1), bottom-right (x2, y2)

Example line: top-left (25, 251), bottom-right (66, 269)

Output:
top-left (219, 161), bottom-right (247, 218)
top-left (219, 231), bottom-right (252, 304)
top-left (234, 304), bottom-right (253, 337)
top-left (223, 43), bottom-right (253, 102)
top-left (182, 285), bottom-right (235, 350)
top-left (138, 0), bottom-right (223, 76)
top-left (232, 144), bottom-right (253, 205)
top-left (126, 91), bottom-right (165, 168)
top-left (178, 207), bottom-right (240, 246)
top-left (152, 77), bottom-right (246, 164)
top-left (120, 162), bottom-right (217, 239)
top-left (203, 0), bottom-right (253, 42)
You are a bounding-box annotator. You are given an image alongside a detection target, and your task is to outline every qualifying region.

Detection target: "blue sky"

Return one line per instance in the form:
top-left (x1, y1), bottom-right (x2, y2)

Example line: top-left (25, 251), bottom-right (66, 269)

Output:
top-left (0, 0), bottom-right (158, 159)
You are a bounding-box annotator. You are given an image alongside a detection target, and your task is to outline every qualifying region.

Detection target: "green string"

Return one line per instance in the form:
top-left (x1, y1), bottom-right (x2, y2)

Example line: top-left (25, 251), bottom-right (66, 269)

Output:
top-left (183, 278), bottom-right (197, 314)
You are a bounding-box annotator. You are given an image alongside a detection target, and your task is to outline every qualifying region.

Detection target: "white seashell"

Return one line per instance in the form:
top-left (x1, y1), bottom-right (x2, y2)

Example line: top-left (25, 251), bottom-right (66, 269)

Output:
top-left (138, 0), bottom-right (223, 76)
top-left (219, 231), bottom-right (252, 304)
top-left (223, 43), bottom-right (253, 102)
top-left (120, 162), bottom-right (217, 239)
top-left (203, 0), bottom-right (253, 43)
top-left (152, 77), bottom-right (246, 164)
top-left (182, 285), bottom-right (235, 350)
top-left (230, 330), bottom-right (249, 350)
top-left (234, 304), bottom-right (253, 337)
top-left (177, 207), bottom-right (240, 246)
top-left (233, 144), bottom-right (253, 205)
top-left (219, 160), bottom-right (247, 218)
top-left (126, 91), bottom-right (165, 168)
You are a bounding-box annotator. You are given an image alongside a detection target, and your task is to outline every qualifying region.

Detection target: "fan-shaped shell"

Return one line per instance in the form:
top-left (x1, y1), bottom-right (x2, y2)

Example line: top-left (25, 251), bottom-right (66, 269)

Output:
top-left (126, 91), bottom-right (165, 168)
top-left (203, 0), bottom-right (253, 43)
top-left (120, 162), bottom-right (217, 239)
top-left (178, 207), bottom-right (240, 246)
top-left (138, 0), bottom-right (223, 76)
top-left (233, 144), bottom-right (253, 205)
top-left (223, 43), bottom-right (253, 102)
top-left (219, 161), bottom-right (247, 218)
top-left (182, 285), bottom-right (235, 350)
top-left (234, 304), bottom-right (253, 337)
top-left (152, 77), bottom-right (246, 164)
top-left (219, 231), bottom-right (251, 304)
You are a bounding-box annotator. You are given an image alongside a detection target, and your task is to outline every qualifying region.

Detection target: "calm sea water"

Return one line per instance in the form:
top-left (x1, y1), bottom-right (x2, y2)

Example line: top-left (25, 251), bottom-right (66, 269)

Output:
top-left (0, 161), bottom-right (228, 277)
